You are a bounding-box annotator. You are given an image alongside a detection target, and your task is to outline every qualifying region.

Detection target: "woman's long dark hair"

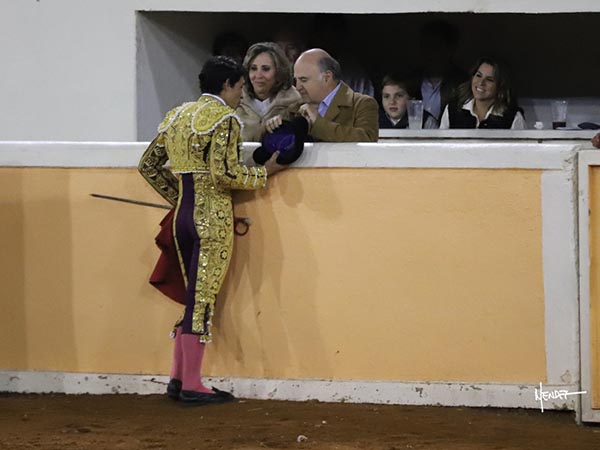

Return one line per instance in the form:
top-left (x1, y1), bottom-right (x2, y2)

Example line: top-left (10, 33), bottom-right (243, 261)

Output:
top-left (456, 57), bottom-right (516, 114)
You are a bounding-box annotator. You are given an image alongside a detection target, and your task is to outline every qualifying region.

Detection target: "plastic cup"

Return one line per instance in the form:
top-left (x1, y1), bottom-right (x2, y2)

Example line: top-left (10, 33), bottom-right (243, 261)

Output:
top-left (408, 100), bottom-right (424, 130)
top-left (551, 100), bottom-right (568, 129)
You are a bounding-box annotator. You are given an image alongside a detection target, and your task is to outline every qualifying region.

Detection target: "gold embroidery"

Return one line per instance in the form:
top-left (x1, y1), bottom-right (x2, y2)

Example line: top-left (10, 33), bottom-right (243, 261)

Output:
top-left (189, 174), bottom-right (234, 342)
top-left (208, 120), bottom-right (267, 191)
top-left (142, 95), bottom-right (269, 344)
top-left (172, 181), bottom-right (188, 288)
top-left (138, 135), bottom-right (179, 206)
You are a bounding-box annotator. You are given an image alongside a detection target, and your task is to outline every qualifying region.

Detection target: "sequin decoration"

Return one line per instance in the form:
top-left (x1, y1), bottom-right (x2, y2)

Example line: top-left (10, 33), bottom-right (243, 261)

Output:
top-left (140, 94), bottom-right (269, 343)
top-left (138, 135), bottom-right (179, 206)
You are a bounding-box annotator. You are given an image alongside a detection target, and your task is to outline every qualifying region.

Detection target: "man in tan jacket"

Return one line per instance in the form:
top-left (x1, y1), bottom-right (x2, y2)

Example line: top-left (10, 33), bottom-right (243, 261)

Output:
top-left (266, 49), bottom-right (378, 142)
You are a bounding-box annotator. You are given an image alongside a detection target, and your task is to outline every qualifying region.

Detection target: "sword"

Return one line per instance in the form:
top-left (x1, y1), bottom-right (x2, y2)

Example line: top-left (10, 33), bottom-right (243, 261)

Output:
top-left (90, 193), bottom-right (171, 209)
top-left (90, 193), bottom-right (252, 235)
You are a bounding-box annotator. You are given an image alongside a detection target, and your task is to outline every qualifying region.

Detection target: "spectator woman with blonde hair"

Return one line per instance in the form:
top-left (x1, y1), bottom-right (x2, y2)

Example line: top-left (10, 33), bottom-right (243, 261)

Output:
top-left (237, 42), bottom-right (302, 142)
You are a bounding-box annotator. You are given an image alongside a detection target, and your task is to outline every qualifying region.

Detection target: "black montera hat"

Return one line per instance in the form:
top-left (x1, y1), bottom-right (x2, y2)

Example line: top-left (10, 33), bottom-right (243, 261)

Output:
top-left (252, 116), bottom-right (309, 165)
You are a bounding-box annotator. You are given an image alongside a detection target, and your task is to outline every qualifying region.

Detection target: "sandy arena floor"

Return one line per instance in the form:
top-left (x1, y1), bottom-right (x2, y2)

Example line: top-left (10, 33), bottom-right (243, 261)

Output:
top-left (1, 393), bottom-right (599, 450)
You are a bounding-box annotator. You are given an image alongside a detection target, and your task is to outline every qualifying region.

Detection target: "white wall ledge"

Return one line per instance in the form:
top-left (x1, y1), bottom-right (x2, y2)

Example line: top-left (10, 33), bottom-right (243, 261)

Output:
top-left (135, 0), bottom-right (600, 14)
top-left (0, 140), bottom-right (589, 170)
top-left (0, 370), bottom-right (579, 411)
top-left (379, 129), bottom-right (598, 140)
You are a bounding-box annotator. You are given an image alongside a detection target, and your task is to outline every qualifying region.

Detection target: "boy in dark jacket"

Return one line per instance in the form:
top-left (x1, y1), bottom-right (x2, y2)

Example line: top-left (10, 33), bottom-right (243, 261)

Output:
top-left (379, 75), bottom-right (409, 129)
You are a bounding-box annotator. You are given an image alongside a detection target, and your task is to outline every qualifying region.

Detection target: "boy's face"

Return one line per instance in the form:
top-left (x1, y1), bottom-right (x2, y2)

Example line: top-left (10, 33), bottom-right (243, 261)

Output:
top-left (382, 84), bottom-right (409, 120)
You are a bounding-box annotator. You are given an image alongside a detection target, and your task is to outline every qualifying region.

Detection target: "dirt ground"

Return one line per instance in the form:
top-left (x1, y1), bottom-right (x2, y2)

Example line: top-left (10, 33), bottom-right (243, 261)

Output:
top-left (1, 394), bottom-right (599, 450)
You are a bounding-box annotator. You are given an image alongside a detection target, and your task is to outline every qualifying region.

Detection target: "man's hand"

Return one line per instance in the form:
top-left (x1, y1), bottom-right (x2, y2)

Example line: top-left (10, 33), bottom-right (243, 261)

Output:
top-left (592, 133), bottom-right (600, 149)
top-left (264, 151), bottom-right (287, 175)
top-left (265, 115), bottom-right (283, 133)
top-left (299, 103), bottom-right (319, 124)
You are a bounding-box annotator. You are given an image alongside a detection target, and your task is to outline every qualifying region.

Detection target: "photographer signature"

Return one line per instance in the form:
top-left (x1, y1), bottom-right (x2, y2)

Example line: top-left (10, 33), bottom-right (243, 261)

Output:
top-left (534, 382), bottom-right (587, 412)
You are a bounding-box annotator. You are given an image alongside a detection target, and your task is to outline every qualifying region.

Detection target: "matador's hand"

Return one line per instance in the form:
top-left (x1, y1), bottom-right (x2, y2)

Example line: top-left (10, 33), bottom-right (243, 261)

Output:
top-left (264, 151), bottom-right (287, 175)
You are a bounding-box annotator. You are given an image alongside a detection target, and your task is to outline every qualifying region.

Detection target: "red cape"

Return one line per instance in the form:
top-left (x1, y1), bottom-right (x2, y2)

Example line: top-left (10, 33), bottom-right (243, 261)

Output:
top-left (149, 208), bottom-right (186, 305)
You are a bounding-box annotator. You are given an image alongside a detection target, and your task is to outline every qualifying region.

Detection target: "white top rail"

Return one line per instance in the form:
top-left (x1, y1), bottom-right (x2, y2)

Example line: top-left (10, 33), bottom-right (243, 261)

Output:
top-left (0, 140), bottom-right (592, 170)
top-left (136, 0), bottom-right (600, 14)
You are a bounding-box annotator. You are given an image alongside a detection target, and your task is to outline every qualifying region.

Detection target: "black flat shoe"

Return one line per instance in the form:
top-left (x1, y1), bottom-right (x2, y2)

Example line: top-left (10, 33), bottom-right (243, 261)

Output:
top-left (179, 387), bottom-right (235, 405)
top-left (166, 379), bottom-right (182, 400)
top-left (211, 386), bottom-right (235, 401)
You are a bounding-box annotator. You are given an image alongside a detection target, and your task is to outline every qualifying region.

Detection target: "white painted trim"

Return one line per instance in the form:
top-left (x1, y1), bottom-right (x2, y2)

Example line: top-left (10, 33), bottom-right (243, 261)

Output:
top-left (379, 129), bottom-right (598, 140)
top-left (135, 0), bottom-right (600, 14)
top-left (0, 141), bottom-right (582, 170)
top-left (541, 166), bottom-right (580, 389)
top-left (297, 141), bottom-right (577, 170)
top-left (577, 151), bottom-right (600, 423)
top-left (0, 370), bottom-right (579, 411)
top-left (0, 142), bottom-right (147, 168)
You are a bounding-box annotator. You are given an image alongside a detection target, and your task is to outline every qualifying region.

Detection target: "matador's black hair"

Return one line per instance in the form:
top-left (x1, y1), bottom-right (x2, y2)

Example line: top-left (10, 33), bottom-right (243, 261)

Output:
top-left (199, 56), bottom-right (246, 95)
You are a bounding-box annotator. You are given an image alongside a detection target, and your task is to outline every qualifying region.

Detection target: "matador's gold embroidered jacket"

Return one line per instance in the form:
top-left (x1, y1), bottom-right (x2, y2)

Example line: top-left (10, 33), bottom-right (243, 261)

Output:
top-left (138, 94), bottom-right (267, 342)
top-left (139, 94), bottom-right (267, 204)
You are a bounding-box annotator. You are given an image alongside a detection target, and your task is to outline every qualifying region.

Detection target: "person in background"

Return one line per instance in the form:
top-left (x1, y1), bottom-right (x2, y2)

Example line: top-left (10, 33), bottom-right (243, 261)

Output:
top-left (237, 42), bottom-right (302, 142)
top-left (273, 28), bottom-right (306, 64)
top-left (138, 56), bottom-right (286, 405)
top-left (408, 21), bottom-right (466, 129)
top-left (593, 133), bottom-right (600, 149)
top-left (379, 75), bottom-right (410, 129)
top-left (212, 32), bottom-right (248, 65)
top-left (439, 57), bottom-right (525, 130)
top-left (267, 48), bottom-right (378, 142)
top-left (309, 14), bottom-right (375, 97)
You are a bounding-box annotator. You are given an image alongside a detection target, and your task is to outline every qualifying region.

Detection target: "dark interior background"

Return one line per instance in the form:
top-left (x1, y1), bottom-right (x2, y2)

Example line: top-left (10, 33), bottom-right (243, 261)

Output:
top-left (136, 11), bottom-right (600, 138)
top-left (145, 11), bottom-right (600, 97)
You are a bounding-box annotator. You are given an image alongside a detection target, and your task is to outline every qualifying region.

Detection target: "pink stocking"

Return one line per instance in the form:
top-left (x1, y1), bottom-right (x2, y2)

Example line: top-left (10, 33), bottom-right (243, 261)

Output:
top-left (169, 327), bottom-right (183, 381)
top-left (181, 333), bottom-right (214, 394)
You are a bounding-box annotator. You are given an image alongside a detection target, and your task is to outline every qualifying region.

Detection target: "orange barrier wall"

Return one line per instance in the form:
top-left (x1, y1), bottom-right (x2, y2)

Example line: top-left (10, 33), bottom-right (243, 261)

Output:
top-left (0, 167), bottom-right (545, 383)
top-left (587, 167), bottom-right (600, 407)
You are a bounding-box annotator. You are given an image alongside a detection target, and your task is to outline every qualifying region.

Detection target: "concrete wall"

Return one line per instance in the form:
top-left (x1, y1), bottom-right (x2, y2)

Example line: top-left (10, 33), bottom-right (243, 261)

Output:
top-left (0, 139), bottom-right (587, 411)
top-left (0, 165), bottom-right (546, 382)
top-left (2, 0), bottom-right (136, 141)
top-left (578, 151), bottom-right (600, 422)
